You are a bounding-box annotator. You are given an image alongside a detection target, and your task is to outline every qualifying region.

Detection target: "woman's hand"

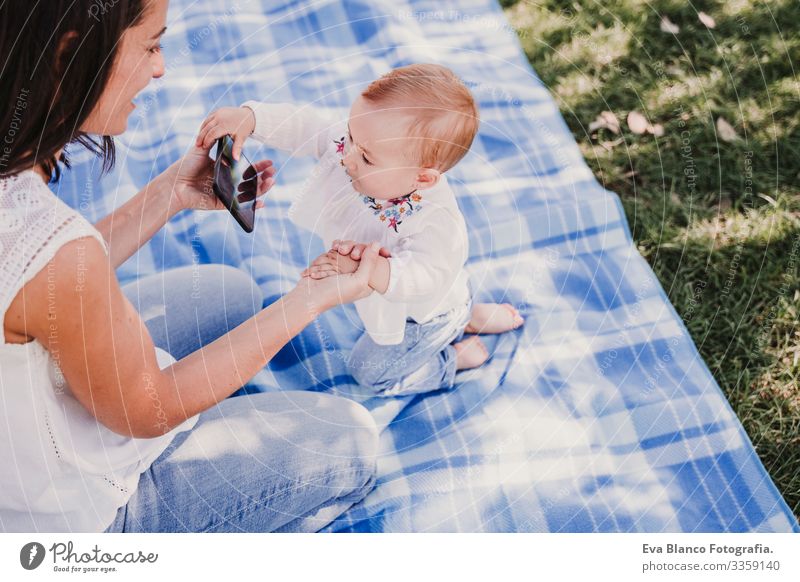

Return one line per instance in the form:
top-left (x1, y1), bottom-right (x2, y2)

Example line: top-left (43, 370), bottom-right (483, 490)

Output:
top-left (301, 249), bottom-right (359, 279)
top-left (298, 238), bottom-right (392, 278)
top-left (291, 242), bottom-right (383, 314)
top-left (159, 143), bottom-right (276, 214)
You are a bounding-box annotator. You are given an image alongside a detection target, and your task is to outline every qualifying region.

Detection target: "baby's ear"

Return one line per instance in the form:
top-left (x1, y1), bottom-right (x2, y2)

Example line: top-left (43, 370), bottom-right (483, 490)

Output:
top-left (415, 168), bottom-right (440, 190)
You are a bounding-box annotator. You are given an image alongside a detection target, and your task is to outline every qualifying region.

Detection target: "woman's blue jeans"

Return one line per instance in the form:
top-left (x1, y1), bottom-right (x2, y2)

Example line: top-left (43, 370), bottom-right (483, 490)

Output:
top-left (103, 265), bottom-right (378, 532)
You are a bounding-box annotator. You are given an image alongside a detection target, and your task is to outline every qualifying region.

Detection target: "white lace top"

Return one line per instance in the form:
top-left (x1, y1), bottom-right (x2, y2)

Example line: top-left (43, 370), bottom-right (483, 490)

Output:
top-left (0, 169), bottom-right (197, 532)
top-left (243, 101), bottom-right (471, 345)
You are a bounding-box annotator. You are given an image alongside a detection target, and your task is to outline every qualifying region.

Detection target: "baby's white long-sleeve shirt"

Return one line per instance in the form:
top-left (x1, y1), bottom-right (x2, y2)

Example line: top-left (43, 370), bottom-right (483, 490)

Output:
top-left (242, 100), bottom-right (471, 345)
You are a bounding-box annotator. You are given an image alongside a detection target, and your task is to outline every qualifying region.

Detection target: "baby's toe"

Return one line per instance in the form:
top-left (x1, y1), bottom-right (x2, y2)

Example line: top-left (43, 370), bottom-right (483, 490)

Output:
top-left (502, 304), bottom-right (524, 327)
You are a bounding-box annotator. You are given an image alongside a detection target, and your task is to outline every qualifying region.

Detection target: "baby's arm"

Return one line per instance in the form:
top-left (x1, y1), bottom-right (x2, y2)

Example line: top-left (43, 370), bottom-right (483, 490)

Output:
top-left (196, 101), bottom-right (337, 161)
top-left (196, 107), bottom-right (255, 161)
top-left (305, 214), bottom-right (465, 302)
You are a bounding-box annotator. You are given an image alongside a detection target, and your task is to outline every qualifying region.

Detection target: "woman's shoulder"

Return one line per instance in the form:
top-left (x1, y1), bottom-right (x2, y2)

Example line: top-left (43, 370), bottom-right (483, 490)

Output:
top-left (0, 169), bottom-right (109, 313)
top-left (1, 168), bottom-right (68, 221)
top-left (1, 169), bottom-right (108, 251)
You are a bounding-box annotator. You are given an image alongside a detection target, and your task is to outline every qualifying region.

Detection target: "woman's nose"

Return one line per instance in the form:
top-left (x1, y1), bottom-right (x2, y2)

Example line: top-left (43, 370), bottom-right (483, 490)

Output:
top-left (152, 53), bottom-right (165, 79)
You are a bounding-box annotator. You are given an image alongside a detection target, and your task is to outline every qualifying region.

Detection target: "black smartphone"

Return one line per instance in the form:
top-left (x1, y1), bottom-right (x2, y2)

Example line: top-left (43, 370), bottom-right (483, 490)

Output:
top-left (212, 135), bottom-right (259, 233)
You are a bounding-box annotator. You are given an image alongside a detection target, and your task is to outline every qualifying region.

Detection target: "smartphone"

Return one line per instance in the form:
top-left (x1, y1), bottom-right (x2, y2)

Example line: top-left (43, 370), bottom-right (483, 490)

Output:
top-left (212, 135), bottom-right (259, 233)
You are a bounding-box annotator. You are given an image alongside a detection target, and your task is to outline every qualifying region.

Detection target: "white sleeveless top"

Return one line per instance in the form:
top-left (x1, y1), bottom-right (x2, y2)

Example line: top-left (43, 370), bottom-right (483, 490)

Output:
top-left (0, 169), bottom-right (197, 532)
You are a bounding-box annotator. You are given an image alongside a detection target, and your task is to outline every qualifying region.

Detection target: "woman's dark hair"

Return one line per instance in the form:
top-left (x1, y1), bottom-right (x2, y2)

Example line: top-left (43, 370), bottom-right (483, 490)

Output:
top-left (0, 0), bottom-right (148, 181)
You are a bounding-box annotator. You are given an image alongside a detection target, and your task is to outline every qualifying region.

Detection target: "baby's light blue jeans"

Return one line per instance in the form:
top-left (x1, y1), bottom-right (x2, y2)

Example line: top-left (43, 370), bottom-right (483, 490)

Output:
top-left (348, 295), bottom-right (473, 397)
top-left (103, 265), bottom-right (378, 533)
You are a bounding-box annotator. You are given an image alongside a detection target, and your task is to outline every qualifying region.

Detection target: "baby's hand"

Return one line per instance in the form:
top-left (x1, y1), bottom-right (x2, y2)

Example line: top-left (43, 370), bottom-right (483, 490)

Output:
top-left (195, 106), bottom-right (256, 161)
top-left (331, 239), bottom-right (392, 260)
top-left (302, 250), bottom-right (360, 279)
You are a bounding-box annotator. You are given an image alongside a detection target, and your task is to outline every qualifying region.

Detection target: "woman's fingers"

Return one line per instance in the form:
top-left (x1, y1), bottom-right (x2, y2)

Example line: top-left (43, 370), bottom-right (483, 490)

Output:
top-left (252, 160), bottom-right (276, 196)
top-left (309, 268), bottom-right (337, 279)
top-left (301, 265), bottom-right (335, 277)
top-left (313, 255), bottom-right (336, 268)
top-left (236, 161), bottom-right (276, 202)
top-left (250, 158), bottom-right (275, 174)
top-left (244, 160), bottom-right (276, 195)
top-left (310, 258), bottom-right (331, 269)
top-left (258, 177), bottom-right (275, 194)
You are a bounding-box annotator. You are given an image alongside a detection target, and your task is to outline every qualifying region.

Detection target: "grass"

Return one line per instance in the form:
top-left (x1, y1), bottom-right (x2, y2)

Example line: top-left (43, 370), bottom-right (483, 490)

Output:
top-left (502, 0), bottom-right (800, 522)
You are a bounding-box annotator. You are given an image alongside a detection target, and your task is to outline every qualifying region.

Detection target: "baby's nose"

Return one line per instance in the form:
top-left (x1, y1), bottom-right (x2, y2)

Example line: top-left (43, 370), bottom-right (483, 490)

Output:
top-left (343, 148), bottom-right (357, 172)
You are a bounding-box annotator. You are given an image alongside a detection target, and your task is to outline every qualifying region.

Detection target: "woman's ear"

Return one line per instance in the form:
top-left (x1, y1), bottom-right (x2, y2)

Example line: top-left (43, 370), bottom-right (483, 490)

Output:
top-left (55, 31), bottom-right (80, 75)
top-left (414, 168), bottom-right (441, 191)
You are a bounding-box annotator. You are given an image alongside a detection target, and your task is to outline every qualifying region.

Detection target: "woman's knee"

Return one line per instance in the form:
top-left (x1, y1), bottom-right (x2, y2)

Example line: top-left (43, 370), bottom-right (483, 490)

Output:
top-left (280, 391), bottom-right (378, 468)
top-left (199, 264), bottom-right (263, 324)
top-left (141, 392), bottom-right (378, 532)
top-left (331, 396), bottom-right (379, 468)
top-left (238, 392), bottom-right (379, 510)
top-left (218, 391), bottom-right (378, 471)
top-left (123, 265), bottom-right (263, 359)
top-left (323, 396), bottom-right (379, 500)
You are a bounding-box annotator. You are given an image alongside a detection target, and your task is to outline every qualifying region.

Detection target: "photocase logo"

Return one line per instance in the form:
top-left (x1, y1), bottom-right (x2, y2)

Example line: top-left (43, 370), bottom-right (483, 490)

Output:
top-left (20, 542), bottom-right (46, 570)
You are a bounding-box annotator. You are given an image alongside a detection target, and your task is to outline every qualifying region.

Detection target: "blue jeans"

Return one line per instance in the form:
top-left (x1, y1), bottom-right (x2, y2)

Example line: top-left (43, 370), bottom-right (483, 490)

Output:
top-left (348, 297), bottom-right (473, 397)
top-left (104, 265), bottom-right (378, 532)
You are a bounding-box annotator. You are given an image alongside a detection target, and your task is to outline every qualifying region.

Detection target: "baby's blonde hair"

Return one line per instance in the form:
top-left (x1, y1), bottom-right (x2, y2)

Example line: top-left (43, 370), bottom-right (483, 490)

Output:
top-left (361, 63), bottom-right (479, 172)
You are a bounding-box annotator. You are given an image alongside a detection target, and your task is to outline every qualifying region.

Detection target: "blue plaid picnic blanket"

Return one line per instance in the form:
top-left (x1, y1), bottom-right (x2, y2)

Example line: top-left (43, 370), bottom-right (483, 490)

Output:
top-left (54, 0), bottom-right (798, 532)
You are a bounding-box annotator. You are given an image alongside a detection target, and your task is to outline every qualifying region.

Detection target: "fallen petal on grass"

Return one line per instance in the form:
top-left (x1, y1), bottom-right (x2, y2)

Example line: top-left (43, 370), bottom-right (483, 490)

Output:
top-left (588, 110), bottom-right (621, 134)
top-left (627, 111), bottom-right (663, 136)
top-left (698, 11), bottom-right (716, 28)
top-left (627, 110), bottom-right (649, 134)
top-left (660, 16), bottom-right (680, 34)
top-left (717, 116), bottom-right (739, 141)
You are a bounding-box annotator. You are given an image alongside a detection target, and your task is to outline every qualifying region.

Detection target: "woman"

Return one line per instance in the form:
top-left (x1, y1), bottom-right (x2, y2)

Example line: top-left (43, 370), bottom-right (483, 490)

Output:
top-left (0, 0), bottom-right (382, 532)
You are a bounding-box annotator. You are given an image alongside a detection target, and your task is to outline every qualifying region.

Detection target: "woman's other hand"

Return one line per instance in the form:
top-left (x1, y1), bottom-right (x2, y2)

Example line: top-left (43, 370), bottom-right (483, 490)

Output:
top-left (160, 144), bottom-right (275, 214)
top-left (301, 249), bottom-right (359, 279)
top-left (291, 242), bottom-right (382, 314)
top-left (300, 239), bottom-right (392, 280)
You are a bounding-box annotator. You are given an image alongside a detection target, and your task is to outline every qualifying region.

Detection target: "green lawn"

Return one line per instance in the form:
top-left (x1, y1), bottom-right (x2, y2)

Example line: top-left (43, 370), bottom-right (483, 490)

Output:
top-left (502, 0), bottom-right (800, 521)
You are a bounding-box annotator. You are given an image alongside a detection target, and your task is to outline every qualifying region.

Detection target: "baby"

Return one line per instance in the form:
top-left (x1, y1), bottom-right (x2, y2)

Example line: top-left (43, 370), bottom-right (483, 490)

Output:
top-left (196, 63), bottom-right (523, 396)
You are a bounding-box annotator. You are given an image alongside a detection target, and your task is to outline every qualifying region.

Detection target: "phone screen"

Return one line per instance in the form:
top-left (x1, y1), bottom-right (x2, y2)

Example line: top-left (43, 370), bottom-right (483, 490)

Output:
top-left (212, 135), bottom-right (258, 232)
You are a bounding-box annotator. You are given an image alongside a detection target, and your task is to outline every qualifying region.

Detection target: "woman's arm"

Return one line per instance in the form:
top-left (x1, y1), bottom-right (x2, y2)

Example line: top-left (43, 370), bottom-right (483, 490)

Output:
top-left (94, 145), bottom-right (275, 268)
top-left (9, 237), bottom-right (379, 439)
top-left (93, 173), bottom-right (180, 268)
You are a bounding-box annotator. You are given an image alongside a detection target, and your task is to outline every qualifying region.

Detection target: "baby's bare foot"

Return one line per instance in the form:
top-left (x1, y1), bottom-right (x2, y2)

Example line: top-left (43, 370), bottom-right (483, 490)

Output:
top-left (464, 303), bottom-right (524, 334)
top-left (454, 336), bottom-right (489, 370)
